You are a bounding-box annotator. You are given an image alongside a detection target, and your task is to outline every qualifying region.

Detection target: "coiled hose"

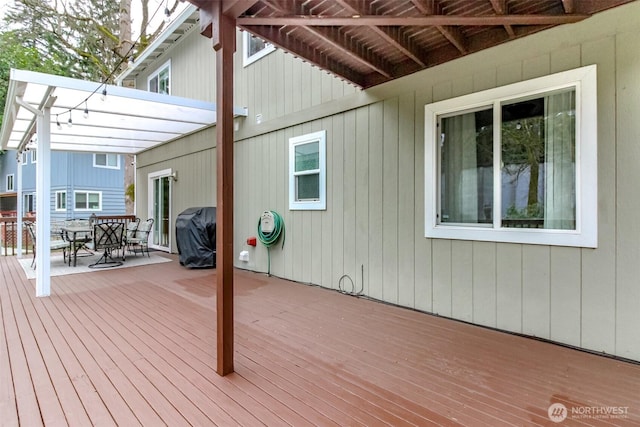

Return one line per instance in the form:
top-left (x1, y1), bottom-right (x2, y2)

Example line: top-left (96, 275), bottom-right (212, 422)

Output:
top-left (257, 211), bottom-right (285, 275)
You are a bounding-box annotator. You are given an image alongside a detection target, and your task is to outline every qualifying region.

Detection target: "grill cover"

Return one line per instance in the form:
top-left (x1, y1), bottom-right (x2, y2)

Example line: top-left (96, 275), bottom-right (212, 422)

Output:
top-left (175, 207), bottom-right (216, 268)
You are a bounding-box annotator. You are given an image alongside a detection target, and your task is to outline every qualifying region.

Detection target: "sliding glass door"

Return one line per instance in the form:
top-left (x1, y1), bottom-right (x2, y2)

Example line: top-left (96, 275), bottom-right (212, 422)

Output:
top-left (148, 170), bottom-right (172, 252)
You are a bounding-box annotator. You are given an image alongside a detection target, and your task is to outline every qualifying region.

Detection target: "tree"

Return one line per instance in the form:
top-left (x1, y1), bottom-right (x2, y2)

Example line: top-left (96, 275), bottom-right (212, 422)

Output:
top-left (2, 0), bottom-right (181, 212)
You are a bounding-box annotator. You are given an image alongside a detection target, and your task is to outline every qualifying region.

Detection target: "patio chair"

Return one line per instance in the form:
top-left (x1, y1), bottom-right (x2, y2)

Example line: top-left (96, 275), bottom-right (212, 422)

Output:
top-left (123, 217), bottom-right (140, 248)
top-left (127, 218), bottom-right (154, 257)
top-left (88, 222), bottom-right (125, 268)
top-left (24, 220), bottom-right (70, 269)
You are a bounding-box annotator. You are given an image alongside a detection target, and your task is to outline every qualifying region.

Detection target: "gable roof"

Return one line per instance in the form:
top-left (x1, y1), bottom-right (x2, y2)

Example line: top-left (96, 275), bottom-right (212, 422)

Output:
top-left (191, 0), bottom-right (634, 88)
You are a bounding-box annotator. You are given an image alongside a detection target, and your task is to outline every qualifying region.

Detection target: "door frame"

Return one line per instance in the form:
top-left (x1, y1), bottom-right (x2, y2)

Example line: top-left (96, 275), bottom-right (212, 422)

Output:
top-left (147, 168), bottom-right (173, 252)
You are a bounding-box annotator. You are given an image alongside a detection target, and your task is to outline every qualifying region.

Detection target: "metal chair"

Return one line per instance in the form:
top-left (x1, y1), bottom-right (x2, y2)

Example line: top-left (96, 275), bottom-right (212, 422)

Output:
top-left (127, 218), bottom-right (154, 257)
top-left (24, 220), bottom-right (70, 269)
top-left (88, 222), bottom-right (125, 268)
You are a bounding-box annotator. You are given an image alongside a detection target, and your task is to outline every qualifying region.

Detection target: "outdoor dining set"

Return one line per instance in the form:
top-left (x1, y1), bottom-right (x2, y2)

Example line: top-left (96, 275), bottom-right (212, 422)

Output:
top-left (24, 217), bottom-right (154, 269)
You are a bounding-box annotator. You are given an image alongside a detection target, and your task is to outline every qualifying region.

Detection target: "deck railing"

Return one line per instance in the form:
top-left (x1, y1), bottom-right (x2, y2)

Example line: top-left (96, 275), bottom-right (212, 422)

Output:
top-left (0, 215), bottom-right (137, 256)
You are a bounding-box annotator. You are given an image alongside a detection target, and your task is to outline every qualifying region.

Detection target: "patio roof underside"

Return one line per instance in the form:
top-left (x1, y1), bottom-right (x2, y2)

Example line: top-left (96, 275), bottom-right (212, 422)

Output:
top-left (0, 69), bottom-right (247, 155)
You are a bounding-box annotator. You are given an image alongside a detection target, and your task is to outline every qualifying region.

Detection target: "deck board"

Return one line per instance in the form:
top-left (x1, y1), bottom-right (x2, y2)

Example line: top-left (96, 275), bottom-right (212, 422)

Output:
top-left (1, 254), bottom-right (639, 426)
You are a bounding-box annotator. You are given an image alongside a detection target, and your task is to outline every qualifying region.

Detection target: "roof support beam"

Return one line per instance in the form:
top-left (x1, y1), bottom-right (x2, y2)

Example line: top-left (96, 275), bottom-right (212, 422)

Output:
top-left (489, 0), bottom-right (516, 38)
top-left (410, 0), bottom-right (468, 54)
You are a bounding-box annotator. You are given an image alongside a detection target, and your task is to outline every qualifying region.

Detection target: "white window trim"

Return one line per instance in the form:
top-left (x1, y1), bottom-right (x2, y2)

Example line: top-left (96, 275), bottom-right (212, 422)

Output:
top-left (242, 32), bottom-right (276, 67)
top-left (55, 191), bottom-right (67, 211)
top-left (147, 59), bottom-right (171, 94)
top-left (6, 174), bottom-right (15, 192)
top-left (289, 130), bottom-right (327, 211)
top-left (30, 150), bottom-right (37, 164)
top-left (424, 65), bottom-right (597, 248)
top-left (93, 153), bottom-right (120, 169)
top-left (21, 151), bottom-right (27, 165)
top-left (73, 190), bottom-right (102, 211)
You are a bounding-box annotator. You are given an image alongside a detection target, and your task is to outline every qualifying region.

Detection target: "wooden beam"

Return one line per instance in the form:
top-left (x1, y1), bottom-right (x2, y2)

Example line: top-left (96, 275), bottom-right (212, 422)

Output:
top-left (333, 0), bottom-right (427, 67)
top-left (236, 14), bottom-right (589, 26)
top-left (202, 0), bottom-right (236, 377)
top-left (489, 0), bottom-right (516, 39)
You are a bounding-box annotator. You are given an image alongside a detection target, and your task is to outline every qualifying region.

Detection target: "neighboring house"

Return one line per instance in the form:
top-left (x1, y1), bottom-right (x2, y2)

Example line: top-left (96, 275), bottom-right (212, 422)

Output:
top-left (117, 2), bottom-right (640, 362)
top-left (0, 149), bottom-right (125, 220)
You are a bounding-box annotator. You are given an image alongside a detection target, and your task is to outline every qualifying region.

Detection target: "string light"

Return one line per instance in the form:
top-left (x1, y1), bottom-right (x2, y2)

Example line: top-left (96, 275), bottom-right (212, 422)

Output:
top-left (101, 87), bottom-right (107, 101)
top-left (56, 115), bottom-right (62, 130)
top-left (67, 110), bottom-right (73, 127)
top-left (164, 0), bottom-right (171, 23)
top-left (83, 101), bottom-right (89, 118)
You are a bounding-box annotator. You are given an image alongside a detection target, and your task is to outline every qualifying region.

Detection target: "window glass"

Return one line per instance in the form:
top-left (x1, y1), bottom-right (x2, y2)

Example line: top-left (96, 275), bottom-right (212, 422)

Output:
top-left (439, 107), bottom-right (493, 225)
top-left (501, 91), bottom-right (576, 230)
top-left (148, 61), bottom-right (170, 94)
top-left (56, 192), bottom-right (66, 210)
top-left (243, 32), bottom-right (276, 66)
top-left (289, 131), bottom-right (326, 210)
top-left (94, 153), bottom-right (119, 168)
top-left (74, 191), bottom-right (101, 210)
top-left (6, 174), bottom-right (15, 191)
top-left (425, 65), bottom-right (597, 247)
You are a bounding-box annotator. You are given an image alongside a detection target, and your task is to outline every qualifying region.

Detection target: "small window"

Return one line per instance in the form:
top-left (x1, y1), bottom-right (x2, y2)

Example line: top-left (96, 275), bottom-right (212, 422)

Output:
top-left (74, 191), bottom-right (102, 211)
top-left (148, 60), bottom-right (171, 94)
top-left (6, 174), bottom-right (15, 191)
top-left (21, 151), bottom-right (27, 165)
top-left (425, 65), bottom-right (597, 248)
top-left (31, 150), bottom-right (37, 163)
top-left (55, 191), bottom-right (66, 211)
top-left (94, 153), bottom-right (120, 169)
top-left (243, 32), bottom-right (275, 67)
top-left (23, 193), bottom-right (35, 213)
top-left (289, 130), bottom-right (326, 210)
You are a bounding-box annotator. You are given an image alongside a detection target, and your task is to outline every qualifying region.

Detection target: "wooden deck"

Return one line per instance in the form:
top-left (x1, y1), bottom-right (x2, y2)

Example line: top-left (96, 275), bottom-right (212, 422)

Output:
top-left (1, 254), bottom-right (639, 426)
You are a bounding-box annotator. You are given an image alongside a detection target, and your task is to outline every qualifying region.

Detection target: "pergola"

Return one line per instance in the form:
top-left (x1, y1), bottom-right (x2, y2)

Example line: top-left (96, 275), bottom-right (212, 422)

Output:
top-left (0, 68), bottom-right (246, 301)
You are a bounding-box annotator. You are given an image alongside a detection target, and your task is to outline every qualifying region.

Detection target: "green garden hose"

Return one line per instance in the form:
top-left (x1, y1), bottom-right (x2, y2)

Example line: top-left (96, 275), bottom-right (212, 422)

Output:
top-left (257, 211), bottom-right (285, 275)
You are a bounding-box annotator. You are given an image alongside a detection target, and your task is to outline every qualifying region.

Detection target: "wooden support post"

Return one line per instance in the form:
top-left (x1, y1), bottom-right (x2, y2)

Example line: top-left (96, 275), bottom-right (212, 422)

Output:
top-left (210, 2), bottom-right (236, 376)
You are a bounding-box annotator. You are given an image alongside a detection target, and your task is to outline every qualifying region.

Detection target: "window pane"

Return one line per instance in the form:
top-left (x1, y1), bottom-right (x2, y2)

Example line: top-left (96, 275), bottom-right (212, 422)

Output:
top-left (107, 154), bottom-right (117, 167)
top-left (501, 90), bottom-right (575, 230)
top-left (149, 76), bottom-right (158, 93)
top-left (88, 193), bottom-right (100, 210)
top-left (95, 154), bottom-right (106, 166)
top-left (57, 193), bottom-right (66, 209)
top-left (75, 193), bottom-right (86, 209)
top-left (296, 174), bottom-right (320, 200)
top-left (249, 36), bottom-right (267, 57)
top-left (295, 142), bottom-right (319, 172)
top-left (439, 108), bottom-right (493, 224)
top-left (158, 68), bottom-right (170, 94)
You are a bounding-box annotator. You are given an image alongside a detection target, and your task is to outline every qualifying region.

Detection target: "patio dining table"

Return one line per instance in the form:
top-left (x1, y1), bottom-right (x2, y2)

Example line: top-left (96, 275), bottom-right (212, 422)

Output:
top-left (61, 224), bottom-right (93, 267)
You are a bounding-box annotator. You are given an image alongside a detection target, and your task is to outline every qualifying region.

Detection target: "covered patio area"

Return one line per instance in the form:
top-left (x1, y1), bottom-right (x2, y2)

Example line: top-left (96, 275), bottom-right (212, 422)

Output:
top-left (1, 254), bottom-right (638, 425)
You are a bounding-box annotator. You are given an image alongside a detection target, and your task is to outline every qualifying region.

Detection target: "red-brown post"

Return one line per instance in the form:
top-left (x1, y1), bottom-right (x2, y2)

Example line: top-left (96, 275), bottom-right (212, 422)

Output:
top-left (210, 1), bottom-right (236, 376)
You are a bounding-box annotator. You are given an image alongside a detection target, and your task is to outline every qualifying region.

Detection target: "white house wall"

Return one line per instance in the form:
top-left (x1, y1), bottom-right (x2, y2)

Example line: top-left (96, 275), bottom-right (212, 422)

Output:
top-left (136, 2), bottom-right (640, 362)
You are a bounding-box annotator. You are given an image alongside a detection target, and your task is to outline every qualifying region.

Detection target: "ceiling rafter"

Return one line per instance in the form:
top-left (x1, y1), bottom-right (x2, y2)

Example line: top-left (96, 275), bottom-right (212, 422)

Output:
top-left (489, 0), bottom-right (516, 38)
top-left (192, 0), bottom-right (634, 89)
top-left (333, 0), bottom-right (428, 67)
top-left (255, 0), bottom-right (396, 79)
top-left (243, 24), bottom-right (366, 87)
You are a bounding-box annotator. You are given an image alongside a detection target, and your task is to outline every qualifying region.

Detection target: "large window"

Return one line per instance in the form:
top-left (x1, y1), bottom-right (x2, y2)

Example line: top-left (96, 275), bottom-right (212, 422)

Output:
top-left (148, 60), bottom-right (170, 94)
top-left (243, 32), bottom-right (275, 67)
top-left (6, 174), bottom-right (14, 191)
top-left (289, 130), bottom-right (326, 210)
top-left (55, 191), bottom-right (66, 211)
top-left (425, 65), bottom-right (597, 247)
top-left (74, 191), bottom-right (101, 211)
top-left (94, 153), bottom-right (119, 169)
